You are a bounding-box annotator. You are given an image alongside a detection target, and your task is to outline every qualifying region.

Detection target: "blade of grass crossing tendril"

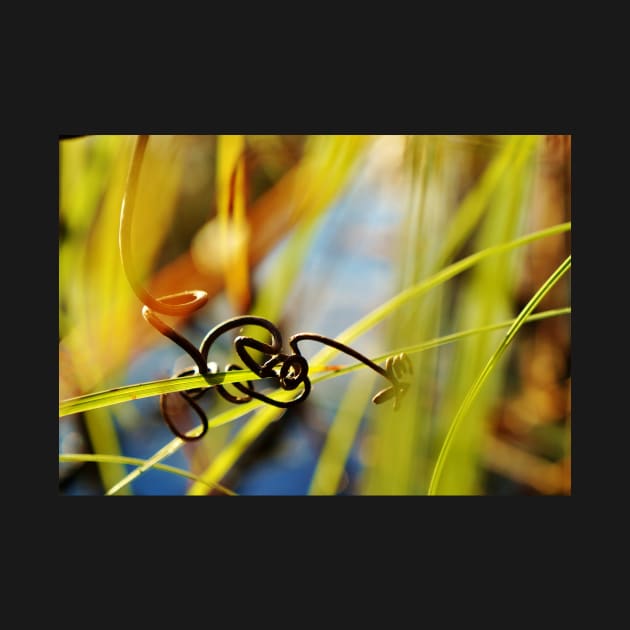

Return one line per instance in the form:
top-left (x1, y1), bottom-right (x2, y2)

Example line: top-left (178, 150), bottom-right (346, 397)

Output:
top-left (97, 307), bottom-right (570, 495)
top-left (59, 369), bottom-right (259, 418)
top-left (65, 307), bottom-right (571, 426)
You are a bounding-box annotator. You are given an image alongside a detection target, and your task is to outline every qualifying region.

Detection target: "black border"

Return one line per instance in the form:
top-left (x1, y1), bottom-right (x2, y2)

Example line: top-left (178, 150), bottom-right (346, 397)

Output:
top-left (45, 72), bottom-right (581, 578)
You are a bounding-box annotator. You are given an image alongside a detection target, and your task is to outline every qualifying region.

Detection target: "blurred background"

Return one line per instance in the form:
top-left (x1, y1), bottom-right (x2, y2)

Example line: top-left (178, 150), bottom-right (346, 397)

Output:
top-left (59, 134), bottom-right (571, 496)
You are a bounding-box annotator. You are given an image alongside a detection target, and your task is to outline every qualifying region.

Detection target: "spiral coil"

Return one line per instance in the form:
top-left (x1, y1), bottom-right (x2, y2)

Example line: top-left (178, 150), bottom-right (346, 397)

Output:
top-left (120, 135), bottom-right (412, 441)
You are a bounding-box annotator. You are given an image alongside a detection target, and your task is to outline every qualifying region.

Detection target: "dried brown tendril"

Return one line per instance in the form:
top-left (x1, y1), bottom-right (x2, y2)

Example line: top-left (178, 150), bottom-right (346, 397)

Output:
top-left (120, 135), bottom-right (412, 441)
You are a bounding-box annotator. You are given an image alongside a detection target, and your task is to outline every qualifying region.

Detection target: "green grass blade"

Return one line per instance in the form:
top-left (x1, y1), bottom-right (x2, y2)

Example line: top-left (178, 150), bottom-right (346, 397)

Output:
top-left (100, 306), bottom-right (570, 495)
top-left (59, 304), bottom-right (570, 423)
top-left (428, 137), bottom-right (541, 494)
top-left (105, 437), bottom-right (185, 496)
top-left (59, 369), bottom-right (258, 418)
top-left (308, 222), bottom-right (571, 368)
top-left (60, 223), bottom-right (570, 421)
top-left (427, 255), bottom-right (571, 495)
top-left (306, 308), bottom-right (571, 391)
top-left (59, 453), bottom-right (237, 495)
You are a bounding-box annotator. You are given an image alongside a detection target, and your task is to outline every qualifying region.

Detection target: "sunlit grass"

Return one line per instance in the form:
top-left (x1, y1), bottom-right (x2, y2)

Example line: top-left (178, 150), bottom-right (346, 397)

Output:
top-left (59, 453), bottom-right (236, 496)
top-left (59, 134), bottom-right (570, 496)
top-left (59, 369), bottom-right (258, 418)
top-left (59, 307), bottom-right (570, 427)
top-left (60, 220), bottom-right (570, 495)
top-left (216, 134), bottom-right (250, 312)
top-left (361, 135), bottom-right (567, 495)
top-left (427, 255), bottom-right (571, 495)
top-left (93, 305), bottom-right (569, 496)
top-left (308, 370), bottom-right (376, 495)
top-left (58, 218), bottom-right (568, 422)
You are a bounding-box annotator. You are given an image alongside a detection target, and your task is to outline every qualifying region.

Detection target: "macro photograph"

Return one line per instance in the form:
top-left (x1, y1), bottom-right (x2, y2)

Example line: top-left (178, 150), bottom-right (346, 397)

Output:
top-left (58, 134), bottom-right (571, 496)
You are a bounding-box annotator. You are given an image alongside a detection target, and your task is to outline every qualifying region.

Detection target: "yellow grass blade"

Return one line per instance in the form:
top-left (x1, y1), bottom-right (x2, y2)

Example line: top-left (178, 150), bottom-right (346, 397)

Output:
top-left (308, 371), bottom-right (376, 495)
top-left (59, 453), bottom-right (237, 496)
top-left (216, 135), bottom-right (250, 312)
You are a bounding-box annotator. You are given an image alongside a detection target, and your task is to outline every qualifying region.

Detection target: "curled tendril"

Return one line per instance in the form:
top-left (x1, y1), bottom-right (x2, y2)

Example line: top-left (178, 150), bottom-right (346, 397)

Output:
top-left (120, 135), bottom-right (412, 441)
